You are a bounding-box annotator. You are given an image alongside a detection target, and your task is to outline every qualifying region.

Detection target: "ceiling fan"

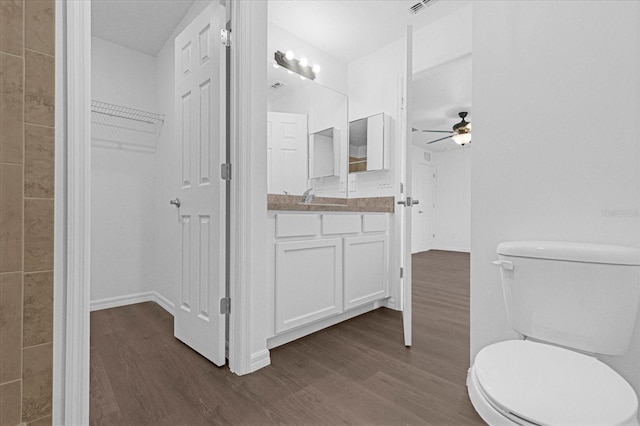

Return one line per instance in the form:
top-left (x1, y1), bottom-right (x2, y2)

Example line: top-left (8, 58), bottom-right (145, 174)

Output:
top-left (413, 111), bottom-right (471, 145)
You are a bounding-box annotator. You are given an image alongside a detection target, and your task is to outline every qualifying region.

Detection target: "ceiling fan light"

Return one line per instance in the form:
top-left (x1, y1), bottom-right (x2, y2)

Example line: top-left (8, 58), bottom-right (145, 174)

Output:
top-left (452, 133), bottom-right (471, 145)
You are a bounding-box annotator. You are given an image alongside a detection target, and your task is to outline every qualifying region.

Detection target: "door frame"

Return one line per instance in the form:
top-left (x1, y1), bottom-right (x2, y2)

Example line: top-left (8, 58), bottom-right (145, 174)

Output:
top-left (53, 0), bottom-right (265, 422)
top-left (411, 161), bottom-right (435, 254)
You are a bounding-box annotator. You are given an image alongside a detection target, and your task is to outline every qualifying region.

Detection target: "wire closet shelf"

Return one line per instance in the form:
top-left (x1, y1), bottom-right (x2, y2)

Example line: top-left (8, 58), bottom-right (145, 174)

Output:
top-left (91, 100), bottom-right (165, 135)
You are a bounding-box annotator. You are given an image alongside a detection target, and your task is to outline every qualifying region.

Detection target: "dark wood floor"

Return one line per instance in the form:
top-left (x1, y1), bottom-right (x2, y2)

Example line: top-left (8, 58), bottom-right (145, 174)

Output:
top-left (90, 250), bottom-right (483, 425)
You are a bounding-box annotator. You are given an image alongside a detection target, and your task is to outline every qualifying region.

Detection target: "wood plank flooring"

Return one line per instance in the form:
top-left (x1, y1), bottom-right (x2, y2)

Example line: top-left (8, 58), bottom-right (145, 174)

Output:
top-left (90, 250), bottom-right (483, 425)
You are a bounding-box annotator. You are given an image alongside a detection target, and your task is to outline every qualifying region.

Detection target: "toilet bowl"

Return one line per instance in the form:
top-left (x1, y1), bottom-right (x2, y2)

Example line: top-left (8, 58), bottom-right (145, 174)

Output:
top-left (467, 340), bottom-right (638, 426)
top-left (469, 241), bottom-right (640, 426)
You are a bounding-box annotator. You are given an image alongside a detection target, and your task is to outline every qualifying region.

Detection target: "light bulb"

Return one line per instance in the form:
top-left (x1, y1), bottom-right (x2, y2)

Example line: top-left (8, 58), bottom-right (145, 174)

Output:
top-left (312, 64), bottom-right (321, 73)
top-left (300, 75), bottom-right (306, 80)
top-left (272, 63), bottom-right (280, 69)
top-left (285, 50), bottom-right (294, 60)
top-left (287, 70), bottom-right (293, 75)
top-left (299, 57), bottom-right (308, 67)
top-left (451, 133), bottom-right (471, 145)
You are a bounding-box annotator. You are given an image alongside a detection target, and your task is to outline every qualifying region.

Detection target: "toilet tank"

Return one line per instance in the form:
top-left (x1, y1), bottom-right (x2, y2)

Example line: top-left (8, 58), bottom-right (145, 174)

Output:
top-left (495, 241), bottom-right (640, 356)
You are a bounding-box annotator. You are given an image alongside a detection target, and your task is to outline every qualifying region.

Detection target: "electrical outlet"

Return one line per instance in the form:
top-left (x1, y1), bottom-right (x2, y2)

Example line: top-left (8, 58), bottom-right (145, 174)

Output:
top-left (349, 175), bottom-right (356, 192)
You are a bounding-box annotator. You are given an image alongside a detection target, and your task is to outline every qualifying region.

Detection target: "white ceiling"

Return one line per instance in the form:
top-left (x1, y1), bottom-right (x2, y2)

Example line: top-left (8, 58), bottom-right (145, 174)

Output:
top-left (92, 0), bottom-right (195, 57)
top-left (92, 0), bottom-right (472, 153)
top-left (269, 0), bottom-right (472, 153)
top-left (268, 0), bottom-right (471, 64)
top-left (411, 54), bottom-right (472, 152)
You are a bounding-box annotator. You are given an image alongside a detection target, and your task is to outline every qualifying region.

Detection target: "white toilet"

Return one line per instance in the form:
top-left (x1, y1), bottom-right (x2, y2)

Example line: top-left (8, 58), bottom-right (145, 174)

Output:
top-left (467, 241), bottom-right (640, 425)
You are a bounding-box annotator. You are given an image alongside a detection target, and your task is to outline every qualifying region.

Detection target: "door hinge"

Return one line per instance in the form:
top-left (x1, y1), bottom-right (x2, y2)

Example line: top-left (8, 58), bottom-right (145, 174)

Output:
top-left (221, 163), bottom-right (232, 180)
top-left (400, 182), bottom-right (404, 193)
top-left (220, 297), bottom-right (231, 314)
top-left (220, 29), bottom-right (231, 47)
top-left (401, 96), bottom-right (405, 110)
top-left (400, 267), bottom-right (404, 278)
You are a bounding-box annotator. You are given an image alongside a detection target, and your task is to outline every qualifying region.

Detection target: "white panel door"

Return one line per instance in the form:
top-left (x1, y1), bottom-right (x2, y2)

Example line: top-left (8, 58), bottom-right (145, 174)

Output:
top-left (344, 235), bottom-right (388, 310)
top-left (275, 239), bottom-right (342, 333)
top-left (267, 111), bottom-right (308, 195)
top-left (174, 3), bottom-right (225, 366)
top-left (412, 163), bottom-right (435, 253)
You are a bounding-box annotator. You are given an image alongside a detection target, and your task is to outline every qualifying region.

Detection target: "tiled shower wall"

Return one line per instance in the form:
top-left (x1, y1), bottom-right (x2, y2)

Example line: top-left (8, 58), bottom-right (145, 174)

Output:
top-left (0, 0), bottom-right (55, 425)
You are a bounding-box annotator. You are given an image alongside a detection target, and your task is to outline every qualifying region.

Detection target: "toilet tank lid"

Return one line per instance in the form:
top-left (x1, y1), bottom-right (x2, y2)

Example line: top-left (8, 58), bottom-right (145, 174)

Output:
top-left (497, 241), bottom-right (640, 265)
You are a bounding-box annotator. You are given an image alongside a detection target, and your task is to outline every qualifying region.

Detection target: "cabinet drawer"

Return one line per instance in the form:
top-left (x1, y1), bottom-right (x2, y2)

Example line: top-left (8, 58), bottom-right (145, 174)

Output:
top-left (275, 239), bottom-right (343, 333)
top-left (362, 214), bottom-right (387, 233)
top-left (343, 234), bottom-right (388, 310)
top-left (276, 214), bottom-right (320, 238)
top-left (322, 214), bottom-right (361, 235)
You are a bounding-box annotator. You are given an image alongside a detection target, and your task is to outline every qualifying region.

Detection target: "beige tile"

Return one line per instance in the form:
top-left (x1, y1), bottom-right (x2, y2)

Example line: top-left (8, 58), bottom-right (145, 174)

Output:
top-left (28, 415), bottom-right (51, 426)
top-left (0, 0), bottom-right (23, 56)
top-left (25, 0), bottom-right (55, 56)
top-left (23, 272), bottom-right (53, 348)
top-left (24, 50), bottom-right (54, 127)
top-left (23, 199), bottom-right (53, 273)
top-left (0, 380), bottom-right (21, 426)
top-left (0, 52), bottom-right (24, 164)
top-left (0, 164), bottom-right (23, 273)
top-left (0, 273), bottom-right (22, 385)
top-left (22, 343), bottom-right (52, 423)
top-left (24, 125), bottom-right (54, 199)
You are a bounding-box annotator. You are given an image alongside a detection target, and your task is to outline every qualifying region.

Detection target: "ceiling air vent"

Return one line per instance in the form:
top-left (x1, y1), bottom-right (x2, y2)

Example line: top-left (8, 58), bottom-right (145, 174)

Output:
top-left (408, 0), bottom-right (439, 15)
top-left (270, 81), bottom-right (286, 89)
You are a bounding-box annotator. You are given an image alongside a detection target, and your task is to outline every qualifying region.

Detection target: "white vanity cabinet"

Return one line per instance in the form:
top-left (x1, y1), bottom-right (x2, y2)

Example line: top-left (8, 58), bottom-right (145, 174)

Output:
top-left (268, 212), bottom-right (390, 343)
top-left (275, 238), bottom-right (343, 333)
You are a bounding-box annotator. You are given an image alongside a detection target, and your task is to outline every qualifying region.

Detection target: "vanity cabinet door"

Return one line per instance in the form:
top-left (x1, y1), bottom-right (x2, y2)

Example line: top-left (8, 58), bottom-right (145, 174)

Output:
top-left (344, 234), bottom-right (388, 310)
top-left (275, 239), bottom-right (343, 333)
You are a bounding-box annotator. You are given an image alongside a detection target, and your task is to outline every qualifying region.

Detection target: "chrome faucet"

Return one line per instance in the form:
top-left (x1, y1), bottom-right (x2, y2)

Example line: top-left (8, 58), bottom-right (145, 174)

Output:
top-left (300, 188), bottom-right (315, 204)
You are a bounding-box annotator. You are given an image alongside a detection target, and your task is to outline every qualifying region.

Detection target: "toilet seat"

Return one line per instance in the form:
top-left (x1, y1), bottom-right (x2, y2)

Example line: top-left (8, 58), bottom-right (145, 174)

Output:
top-left (469, 340), bottom-right (638, 426)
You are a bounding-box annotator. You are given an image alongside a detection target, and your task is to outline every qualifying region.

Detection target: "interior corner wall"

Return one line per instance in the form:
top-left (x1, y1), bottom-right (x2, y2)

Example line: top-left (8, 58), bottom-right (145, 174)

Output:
top-left (433, 148), bottom-right (470, 252)
top-left (345, 4), bottom-right (473, 199)
top-left (346, 39), bottom-right (403, 197)
top-left (90, 36), bottom-right (158, 304)
top-left (471, 0), bottom-right (640, 409)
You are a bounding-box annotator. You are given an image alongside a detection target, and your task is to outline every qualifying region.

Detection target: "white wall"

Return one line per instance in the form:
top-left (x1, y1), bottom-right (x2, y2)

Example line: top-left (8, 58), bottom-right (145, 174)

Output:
top-left (346, 5), bottom-right (473, 198)
top-left (270, 82), bottom-right (348, 195)
top-left (267, 22), bottom-right (349, 197)
top-left (267, 23), bottom-right (348, 94)
top-left (90, 37), bottom-right (158, 303)
top-left (433, 147), bottom-right (470, 252)
top-left (471, 0), bottom-right (640, 411)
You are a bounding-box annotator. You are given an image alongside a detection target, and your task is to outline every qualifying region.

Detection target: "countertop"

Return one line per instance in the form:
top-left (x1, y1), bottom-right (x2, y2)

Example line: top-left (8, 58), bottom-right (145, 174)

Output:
top-left (267, 194), bottom-right (395, 213)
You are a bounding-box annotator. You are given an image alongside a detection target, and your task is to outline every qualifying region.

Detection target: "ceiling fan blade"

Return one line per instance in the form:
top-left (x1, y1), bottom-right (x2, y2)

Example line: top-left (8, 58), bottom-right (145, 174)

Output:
top-left (421, 130), bottom-right (453, 134)
top-left (425, 135), bottom-right (453, 144)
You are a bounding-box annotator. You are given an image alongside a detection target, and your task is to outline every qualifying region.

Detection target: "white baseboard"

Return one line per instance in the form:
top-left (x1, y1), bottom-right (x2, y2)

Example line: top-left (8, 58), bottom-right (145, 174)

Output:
top-left (431, 246), bottom-right (470, 253)
top-left (250, 349), bottom-right (271, 372)
top-left (152, 291), bottom-right (175, 316)
top-left (266, 301), bottom-right (382, 350)
top-left (90, 291), bottom-right (175, 316)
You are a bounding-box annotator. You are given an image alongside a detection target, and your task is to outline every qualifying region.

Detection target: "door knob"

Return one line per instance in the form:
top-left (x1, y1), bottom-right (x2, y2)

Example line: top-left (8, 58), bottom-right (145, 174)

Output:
top-left (397, 197), bottom-right (420, 207)
top-left (169, 198), bottom-right (181, 208)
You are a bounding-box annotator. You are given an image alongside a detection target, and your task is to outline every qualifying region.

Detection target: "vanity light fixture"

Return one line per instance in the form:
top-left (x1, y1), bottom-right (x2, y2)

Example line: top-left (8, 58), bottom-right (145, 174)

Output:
top-left (274, 50), bottom-right (319, 81)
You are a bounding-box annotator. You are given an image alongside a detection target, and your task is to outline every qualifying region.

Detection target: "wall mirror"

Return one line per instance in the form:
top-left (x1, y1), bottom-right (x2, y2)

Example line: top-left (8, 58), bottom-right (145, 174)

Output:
top-left (267, 62), bottom-right (348, 196)
top-left (310, 127), bottom-right (338, 178)
top-left (349, 112), bottom-right (389, 173)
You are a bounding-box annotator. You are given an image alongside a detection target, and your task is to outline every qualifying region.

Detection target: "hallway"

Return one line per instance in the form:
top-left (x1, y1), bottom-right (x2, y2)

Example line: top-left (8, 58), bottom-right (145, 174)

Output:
top-left (90, 250), bottom-right (481, 425)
